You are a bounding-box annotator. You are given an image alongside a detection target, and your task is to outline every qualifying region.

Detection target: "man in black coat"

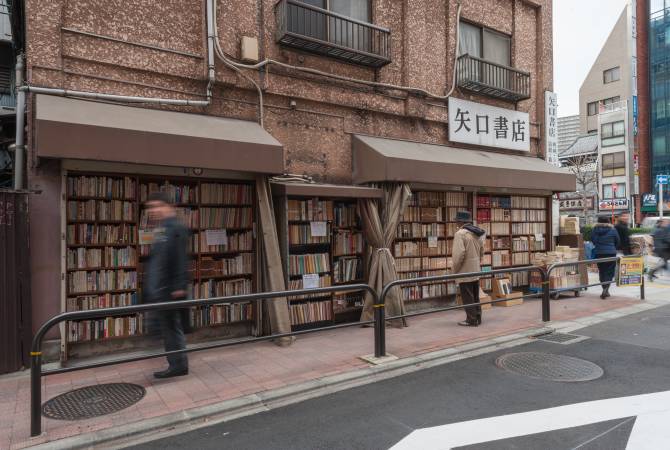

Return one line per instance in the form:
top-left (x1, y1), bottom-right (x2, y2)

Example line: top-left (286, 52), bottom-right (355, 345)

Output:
top-left (143, 191), bottom-right (190, 379)
top-left (615, 212), bottom-right (632, 255)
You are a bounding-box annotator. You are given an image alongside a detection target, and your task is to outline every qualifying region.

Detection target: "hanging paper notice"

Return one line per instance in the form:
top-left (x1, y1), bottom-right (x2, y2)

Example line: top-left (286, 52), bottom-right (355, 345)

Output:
top-left (428, 236), bottom-right (438, 248)
top-left (139, 230), bottom-right (155, 245)
top-left (206, 229), bottom-right (228, 247)
top-left (310, 221), bottom-right (328, 237)
top-left (302, 273), bottom-right (320, 289)
top-left (534, 233), bottom-right (544, 242)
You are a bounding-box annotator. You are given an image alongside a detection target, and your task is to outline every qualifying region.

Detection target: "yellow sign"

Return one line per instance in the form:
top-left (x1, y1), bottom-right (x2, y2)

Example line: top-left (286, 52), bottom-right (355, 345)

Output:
top-left (618, 256), bottom-right (644, 286)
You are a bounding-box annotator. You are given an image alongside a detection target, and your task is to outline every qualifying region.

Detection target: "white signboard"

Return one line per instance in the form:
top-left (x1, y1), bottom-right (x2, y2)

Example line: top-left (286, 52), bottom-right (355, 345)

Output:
top-left (599, 198), bottom-right (629, 211)
top-left (448, 98), bottom-right (530, 152)
top-left (428, 236), bottom-right (438, 248)
top-left (545, 91), bottom-right (559, 166)
top-left (310, 221), bottom-right (328, 237)
top-left (302, 273), bottom-right (320, 289)
top-left (205, 229), bottom-right (228, 247)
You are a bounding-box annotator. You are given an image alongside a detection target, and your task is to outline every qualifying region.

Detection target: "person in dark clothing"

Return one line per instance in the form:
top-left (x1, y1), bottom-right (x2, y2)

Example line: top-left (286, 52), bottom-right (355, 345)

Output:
top-left (591, 216), bottom-right (620, 299)
top-left (615, 212), bottom-right (632, 255)
top-left (452, 211), bottom-right (486, 327)
top-left (143, 191), bottom-right (190, 379)
top-left (649, 218), bottom-right (670, 280)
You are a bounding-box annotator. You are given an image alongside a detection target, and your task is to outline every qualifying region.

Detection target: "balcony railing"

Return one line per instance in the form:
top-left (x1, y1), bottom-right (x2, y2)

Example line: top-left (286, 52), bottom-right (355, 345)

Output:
top-left (275, 0), bottom-right (391, 68)
top-left (456, 54), bottom-right (531, 102)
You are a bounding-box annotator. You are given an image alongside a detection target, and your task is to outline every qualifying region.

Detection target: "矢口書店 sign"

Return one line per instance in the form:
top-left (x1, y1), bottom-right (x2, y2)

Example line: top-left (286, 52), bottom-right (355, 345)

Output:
top-left (448, 98), bottom-right (530, 152)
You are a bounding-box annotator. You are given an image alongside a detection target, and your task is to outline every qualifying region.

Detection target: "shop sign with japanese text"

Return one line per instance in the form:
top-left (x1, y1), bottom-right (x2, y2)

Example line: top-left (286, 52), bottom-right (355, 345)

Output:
top-left (448, 98), bottom-right (530, 152)
top-left (559, 197), bottom-right (594, 210)
top-left (545, 91), bottom-right (559, 166)
top-left (618, 256), bottom-right (643, 287)
top-left (642, 193), bottom-right (657, 207)
top-left (598, 198), bottom-right (629, 210)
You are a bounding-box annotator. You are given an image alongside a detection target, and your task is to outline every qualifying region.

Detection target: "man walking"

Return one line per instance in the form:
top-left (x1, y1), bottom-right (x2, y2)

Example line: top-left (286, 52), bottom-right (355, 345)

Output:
top-left (143, 191), bottom-right (190, 378)
top-left (615, 212), bottom-right (632, 255)
top-left (650, 218), bottom-right (670, 281)
top-left (452, 211), bottom-right (486, 327)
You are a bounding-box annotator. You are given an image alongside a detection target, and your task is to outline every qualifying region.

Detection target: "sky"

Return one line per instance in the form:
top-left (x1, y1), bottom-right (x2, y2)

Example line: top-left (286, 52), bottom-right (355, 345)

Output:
top-left (553, 0), bottom-right (629, 117)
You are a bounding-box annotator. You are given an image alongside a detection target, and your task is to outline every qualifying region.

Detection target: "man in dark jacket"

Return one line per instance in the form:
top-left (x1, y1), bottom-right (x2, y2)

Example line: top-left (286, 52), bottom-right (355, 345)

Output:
top-left (650, 218), bottom-right (670, 280)
top-left (143, 191), bottom-right (190, 379)
top-left (615, 212), bottom-right (632, 255)
top-left (591, 217), bottom-right (620, 299)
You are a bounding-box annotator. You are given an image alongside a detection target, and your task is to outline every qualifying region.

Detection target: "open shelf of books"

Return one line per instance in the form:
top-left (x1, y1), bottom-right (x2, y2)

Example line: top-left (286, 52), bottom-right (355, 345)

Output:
top-left (64, 173), bottom-right (256, 357)
top-left (394, 191), bottom-right (471, 302)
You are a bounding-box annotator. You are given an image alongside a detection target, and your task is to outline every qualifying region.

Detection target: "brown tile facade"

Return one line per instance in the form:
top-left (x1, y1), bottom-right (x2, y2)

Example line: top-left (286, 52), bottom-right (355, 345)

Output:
top-left (23, 0), bottom-right (553, 334)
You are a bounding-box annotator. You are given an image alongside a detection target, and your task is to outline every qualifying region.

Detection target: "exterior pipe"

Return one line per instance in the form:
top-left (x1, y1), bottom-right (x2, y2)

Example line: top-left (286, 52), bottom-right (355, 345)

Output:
top-left (18, 85), bottom-right (210, 106)
top-left (13, 54), bottom-right (25, 190)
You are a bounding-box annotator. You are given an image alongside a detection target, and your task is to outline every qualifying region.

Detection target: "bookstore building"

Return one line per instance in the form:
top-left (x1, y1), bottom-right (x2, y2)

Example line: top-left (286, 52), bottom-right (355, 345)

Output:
top-left (31, 94), bottom-right (575, 362)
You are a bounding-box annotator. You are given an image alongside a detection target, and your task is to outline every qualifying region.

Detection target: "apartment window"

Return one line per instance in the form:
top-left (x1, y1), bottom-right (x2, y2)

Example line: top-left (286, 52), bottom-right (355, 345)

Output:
top-left (602, 152), bottom-right (626, 177)
top-left (459, 21), bottom-right (511, 66)
top-left (587, 101), bottom-right (598, 116)
top-left (603, 66), bottom-right (621, 84)
top-left (300, 0), bottom-right (370, 21)
top-left (602, 96), bottom-right (621, 107)
top-left (601, 120), bottom-right (625, 147)
top-left (603, 183), bottom-right (626, 199)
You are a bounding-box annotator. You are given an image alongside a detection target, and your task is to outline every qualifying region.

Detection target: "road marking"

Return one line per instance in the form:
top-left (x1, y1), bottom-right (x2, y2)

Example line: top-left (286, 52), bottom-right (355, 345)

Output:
top-left (390, 390), bottom-right (670, 449)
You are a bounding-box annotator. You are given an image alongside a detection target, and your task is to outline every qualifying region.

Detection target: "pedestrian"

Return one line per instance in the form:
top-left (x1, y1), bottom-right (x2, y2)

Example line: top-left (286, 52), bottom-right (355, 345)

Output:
top-left (590, 216), bottom-right (620, 299)
top-left (615, 212), bottom-right (632, 256)
top-left (649, 218), bottom-right (670, 281)
top-left (452, 211), bottom-right (486, 327)
top-left (143, 191), bottom-right (190, 379)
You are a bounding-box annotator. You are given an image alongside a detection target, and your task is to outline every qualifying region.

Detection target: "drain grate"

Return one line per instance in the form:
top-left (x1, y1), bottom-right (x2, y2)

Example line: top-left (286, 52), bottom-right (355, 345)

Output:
top-left (496, 352), bottom-right (604, 382)
top-left (534, 332), bottom-right (589, 345)
top-left (42, 383), bottom-right (146, 420)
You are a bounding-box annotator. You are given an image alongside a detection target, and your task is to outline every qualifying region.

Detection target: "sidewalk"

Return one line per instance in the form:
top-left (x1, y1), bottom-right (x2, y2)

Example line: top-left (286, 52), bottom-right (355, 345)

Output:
top-left (1, 285), bottom-right (655, 450)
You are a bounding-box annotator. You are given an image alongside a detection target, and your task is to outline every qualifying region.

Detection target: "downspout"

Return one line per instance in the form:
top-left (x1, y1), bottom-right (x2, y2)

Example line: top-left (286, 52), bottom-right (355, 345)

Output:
top-left (13, 53), bottom-right (25, 190)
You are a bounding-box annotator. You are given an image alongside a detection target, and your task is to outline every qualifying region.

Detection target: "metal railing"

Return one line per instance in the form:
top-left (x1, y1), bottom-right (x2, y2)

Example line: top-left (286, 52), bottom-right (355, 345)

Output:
top-left (29, 284), bottom-right (378, 437)
top-left (275, 0), bottom-right (391, 68)
top-left (456, 54), bottom-right (531, 102)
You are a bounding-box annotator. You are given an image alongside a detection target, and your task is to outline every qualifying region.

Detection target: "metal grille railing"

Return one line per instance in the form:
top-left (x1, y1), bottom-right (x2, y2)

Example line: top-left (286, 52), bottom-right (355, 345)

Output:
top-left (275, 0), bottom-right (391, 68)
top-left (456, 54), bottom-right (531, 102)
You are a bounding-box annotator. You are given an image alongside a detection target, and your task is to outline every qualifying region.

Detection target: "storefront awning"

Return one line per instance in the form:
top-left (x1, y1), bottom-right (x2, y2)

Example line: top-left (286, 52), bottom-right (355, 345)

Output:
top-left (352, 135), bottom-right (576, 192)
top-left (34, 94), bottom-right (284, 174)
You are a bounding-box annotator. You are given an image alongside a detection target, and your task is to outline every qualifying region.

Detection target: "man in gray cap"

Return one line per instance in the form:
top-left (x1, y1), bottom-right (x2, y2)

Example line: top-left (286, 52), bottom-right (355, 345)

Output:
top-left (452, 210), bottom-right (486, 326)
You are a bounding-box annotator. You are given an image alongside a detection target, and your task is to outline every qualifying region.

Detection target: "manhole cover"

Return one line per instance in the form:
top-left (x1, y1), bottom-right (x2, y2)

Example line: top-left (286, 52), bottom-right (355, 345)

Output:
top-left (534, 332), bottom-right (589, 345)
top-left (496, 352), bottom-right (603, 382)
top-left (42, 383), bottom-right (145, 420)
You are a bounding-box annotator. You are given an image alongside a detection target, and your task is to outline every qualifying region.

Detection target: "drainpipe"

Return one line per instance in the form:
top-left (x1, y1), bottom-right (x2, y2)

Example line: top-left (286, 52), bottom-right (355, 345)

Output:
top-left (13, 53), bottom-right (25, 190)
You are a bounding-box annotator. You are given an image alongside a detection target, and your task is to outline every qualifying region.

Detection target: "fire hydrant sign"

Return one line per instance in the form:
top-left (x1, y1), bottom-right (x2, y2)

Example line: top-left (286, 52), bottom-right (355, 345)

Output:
top-left (448, 97), bottom-right (530, 152)
top-left (618, 256), bottom-right (644, 286)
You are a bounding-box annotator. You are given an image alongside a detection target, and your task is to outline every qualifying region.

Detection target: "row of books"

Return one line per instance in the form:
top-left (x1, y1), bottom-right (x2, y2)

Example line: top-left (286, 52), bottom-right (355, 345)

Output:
top-left (200, 254), bottom-right (253, 277)
top-left (67, 176), bottom-right (136, 200)
top-left (140, 208), bottom-right (198, 229)
top-left (200, 207), bottom-right (253, 228)
top-left (66, 293), bottom-right (138, 312)
top-left (492, 250), bottom-right (511, 267)
top-left (394, 240), bottom-right (449, 257)
top-left (333, 257), bottom-right (362, 283)
top-left (288, 199), bottom-right (334, 221)
top-left (67, 224), bottom-right (137, 246)
top-left (67, 314), bottom-right (144, 343)
top-left (509, 271), bottom-right (529, 287)
top-left (492, 237), bottom-right (510, 250)
top-left (189, 302), bottom-right (253, 327)
top-left (511, 209), bottom-right (547, 222)
top-left (511, 196), bottom-right (546, 209)
top-left (67, 200), bottom-right (135, 221)
top-left (288, 274), bottom-right (332, 299)
top-left (396, 257), bottom-right (448, 272)
top-left (482, 223), bottom-right (509, 235)
top-left (333, 292), bottom-right (364, 312)
top-left (333, 231), bottom-right (363, 256)
top-left (512, 223), bottom-right (546, 235)
top-left (290, 300), bottom-right (333, 325)
top-left (67, 246), bottom-right (137, 269)
top-left (409, 191), bottom-right (469, 207)
top-left (478, 208), bottom-right (511, 222)
top-left (289, 253), bottom-right (330, 276)
top-left (200, 183), bottom-right (253, 204)
top-left (139, 235), bottom-right (198, 256)
top-left (401, 283), bottom-right (449, 301)
top-left (512, 237), bottom-right (530, 252)
top-left (195, 278), bottom-right (253, 298)
top-left (512, 252), bottom-right (530, 265)
top-left (140, 182), bottom-right (198, 204)
top-left (477, 196), bottom-right (511, 209)
top-left (288, 224), bottom-right (331, 245)
top-left (68, 270), bottom-right (138, 293)
top-left (197, 230), bottom-right (253, 253)
top-left (333, 203), bottom-right (358, 228)
top-left (396, 269), bottom-right (447, 280)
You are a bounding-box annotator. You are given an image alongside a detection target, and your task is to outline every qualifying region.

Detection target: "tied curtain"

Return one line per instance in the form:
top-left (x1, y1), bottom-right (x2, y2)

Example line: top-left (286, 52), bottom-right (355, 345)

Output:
top-left (359, 183), bottom-right (412, 328)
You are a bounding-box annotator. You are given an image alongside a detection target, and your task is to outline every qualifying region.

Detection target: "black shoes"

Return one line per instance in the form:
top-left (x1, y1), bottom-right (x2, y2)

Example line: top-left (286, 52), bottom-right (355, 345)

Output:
top-left (458, 319), bottom-right (482, 327)
top-left (600, 286), bottom-right (611, 299)
top-left (153, 368), bottom-right (189, 379)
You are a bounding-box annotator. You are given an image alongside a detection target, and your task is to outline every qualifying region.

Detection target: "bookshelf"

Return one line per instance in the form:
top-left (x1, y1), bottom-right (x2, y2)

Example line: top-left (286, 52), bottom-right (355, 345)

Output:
top-left (63, 172), bottom-right (256, 359)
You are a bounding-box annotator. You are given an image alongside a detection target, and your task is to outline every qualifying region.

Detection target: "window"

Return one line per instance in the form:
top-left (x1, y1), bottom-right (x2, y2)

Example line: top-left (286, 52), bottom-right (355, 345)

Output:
top-left (602, 152), bottom-right (626, 177)
top-left (602, 96), bottom-right (621, 107)
top-left (291, 1), bottom-right (372, 52)
top-left (588, 101), bottom-right (598, 116)
top-left (603, 66), bottom-right (621, 84)
top-left (601, 120), bottom-right (625, 147)
top-left (603, 183), bottom-right (626, 199)
top-left (300, 0), bottom-right (370, 21)
top-left (654, 134), bottom-right (667, 155)
top-left (459, 21), bottom-right (511, 66)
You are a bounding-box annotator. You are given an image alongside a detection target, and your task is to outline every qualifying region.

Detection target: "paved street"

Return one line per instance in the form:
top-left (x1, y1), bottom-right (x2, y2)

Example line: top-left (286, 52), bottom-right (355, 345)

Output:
top-left (132, 302), bottom-right (670, 450)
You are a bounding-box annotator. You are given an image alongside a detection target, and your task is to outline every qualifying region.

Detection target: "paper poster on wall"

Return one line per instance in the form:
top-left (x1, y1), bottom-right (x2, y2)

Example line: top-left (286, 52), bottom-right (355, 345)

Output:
top-left (428, 236), bottom-right (438, 248)
top-left (302, 273), bottom-right (320, 289)
top-left (139, 230), bottom-right (154, 245)
top-left (310, 221), bottom-right (328, 237)
top-left (534, 233), bottom-right (544, 242)
top-left (205, 229), bottom-right (228, 247)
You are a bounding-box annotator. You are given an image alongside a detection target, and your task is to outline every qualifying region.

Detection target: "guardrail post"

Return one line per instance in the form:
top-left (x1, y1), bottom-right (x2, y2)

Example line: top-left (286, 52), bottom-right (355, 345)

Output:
top-left (641, 274), bottom-right (645, 300)
top-left (541, 267), bottom-right (551, 322)
top-left (30, 351), bottom-right (42, 436)
top-left (373, 303), bottom-right (386, 358)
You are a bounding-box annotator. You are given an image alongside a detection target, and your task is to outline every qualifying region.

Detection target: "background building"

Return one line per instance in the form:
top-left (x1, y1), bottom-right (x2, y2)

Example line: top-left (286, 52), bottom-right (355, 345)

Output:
top-left (558, 134), bottom-right (599, 224)
top-left (558, 114), bottom-right (580, 154)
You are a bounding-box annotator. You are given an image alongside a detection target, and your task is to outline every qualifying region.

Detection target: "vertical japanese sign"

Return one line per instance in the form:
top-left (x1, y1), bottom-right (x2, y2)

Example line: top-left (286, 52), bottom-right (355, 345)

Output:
top-left (545, 91), bottom-right (559, 166)
top-left (448, 98), bottom-right (530, 152)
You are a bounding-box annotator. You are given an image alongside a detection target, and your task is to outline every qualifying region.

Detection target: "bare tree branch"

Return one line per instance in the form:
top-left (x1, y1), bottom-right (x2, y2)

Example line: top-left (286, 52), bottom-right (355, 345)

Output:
top-left (560, 153), bottom-right (599, 219)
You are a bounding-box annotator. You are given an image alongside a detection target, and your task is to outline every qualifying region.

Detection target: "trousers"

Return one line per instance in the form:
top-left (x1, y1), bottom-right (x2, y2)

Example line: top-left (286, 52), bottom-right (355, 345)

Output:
top-left (459, 281), bottom-right (481, 324)
top-left (596, 253), bottom-right (617, 290)
top-left (160, 310), bottom-right (188, 371)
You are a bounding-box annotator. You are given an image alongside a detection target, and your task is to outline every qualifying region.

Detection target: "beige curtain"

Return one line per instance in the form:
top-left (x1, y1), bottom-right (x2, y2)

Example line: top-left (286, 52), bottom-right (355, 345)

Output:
top-left (359, 183), bottom-right (412, 328)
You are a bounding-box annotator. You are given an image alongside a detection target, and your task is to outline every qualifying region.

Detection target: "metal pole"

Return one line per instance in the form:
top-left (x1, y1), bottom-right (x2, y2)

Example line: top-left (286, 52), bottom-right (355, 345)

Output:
top-left (641, 272), bottom-right (645, 300)
top-left (541, 267), bottom-right (551, 322)
top-left (373, 304), bottom-right (386, 358)
top-left (660, 182), bottom-right (664, 218)
top-left (30, 352), bottom-right (42, 436)
top-left (13, 54), bottom-right (25, 190)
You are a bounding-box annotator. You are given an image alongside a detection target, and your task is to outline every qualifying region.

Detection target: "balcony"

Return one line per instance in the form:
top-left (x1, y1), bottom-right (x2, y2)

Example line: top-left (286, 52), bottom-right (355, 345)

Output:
top-left (275, 0), bottom-right (391, 68)
top-left (456, 54), bottom-right (531, 102)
